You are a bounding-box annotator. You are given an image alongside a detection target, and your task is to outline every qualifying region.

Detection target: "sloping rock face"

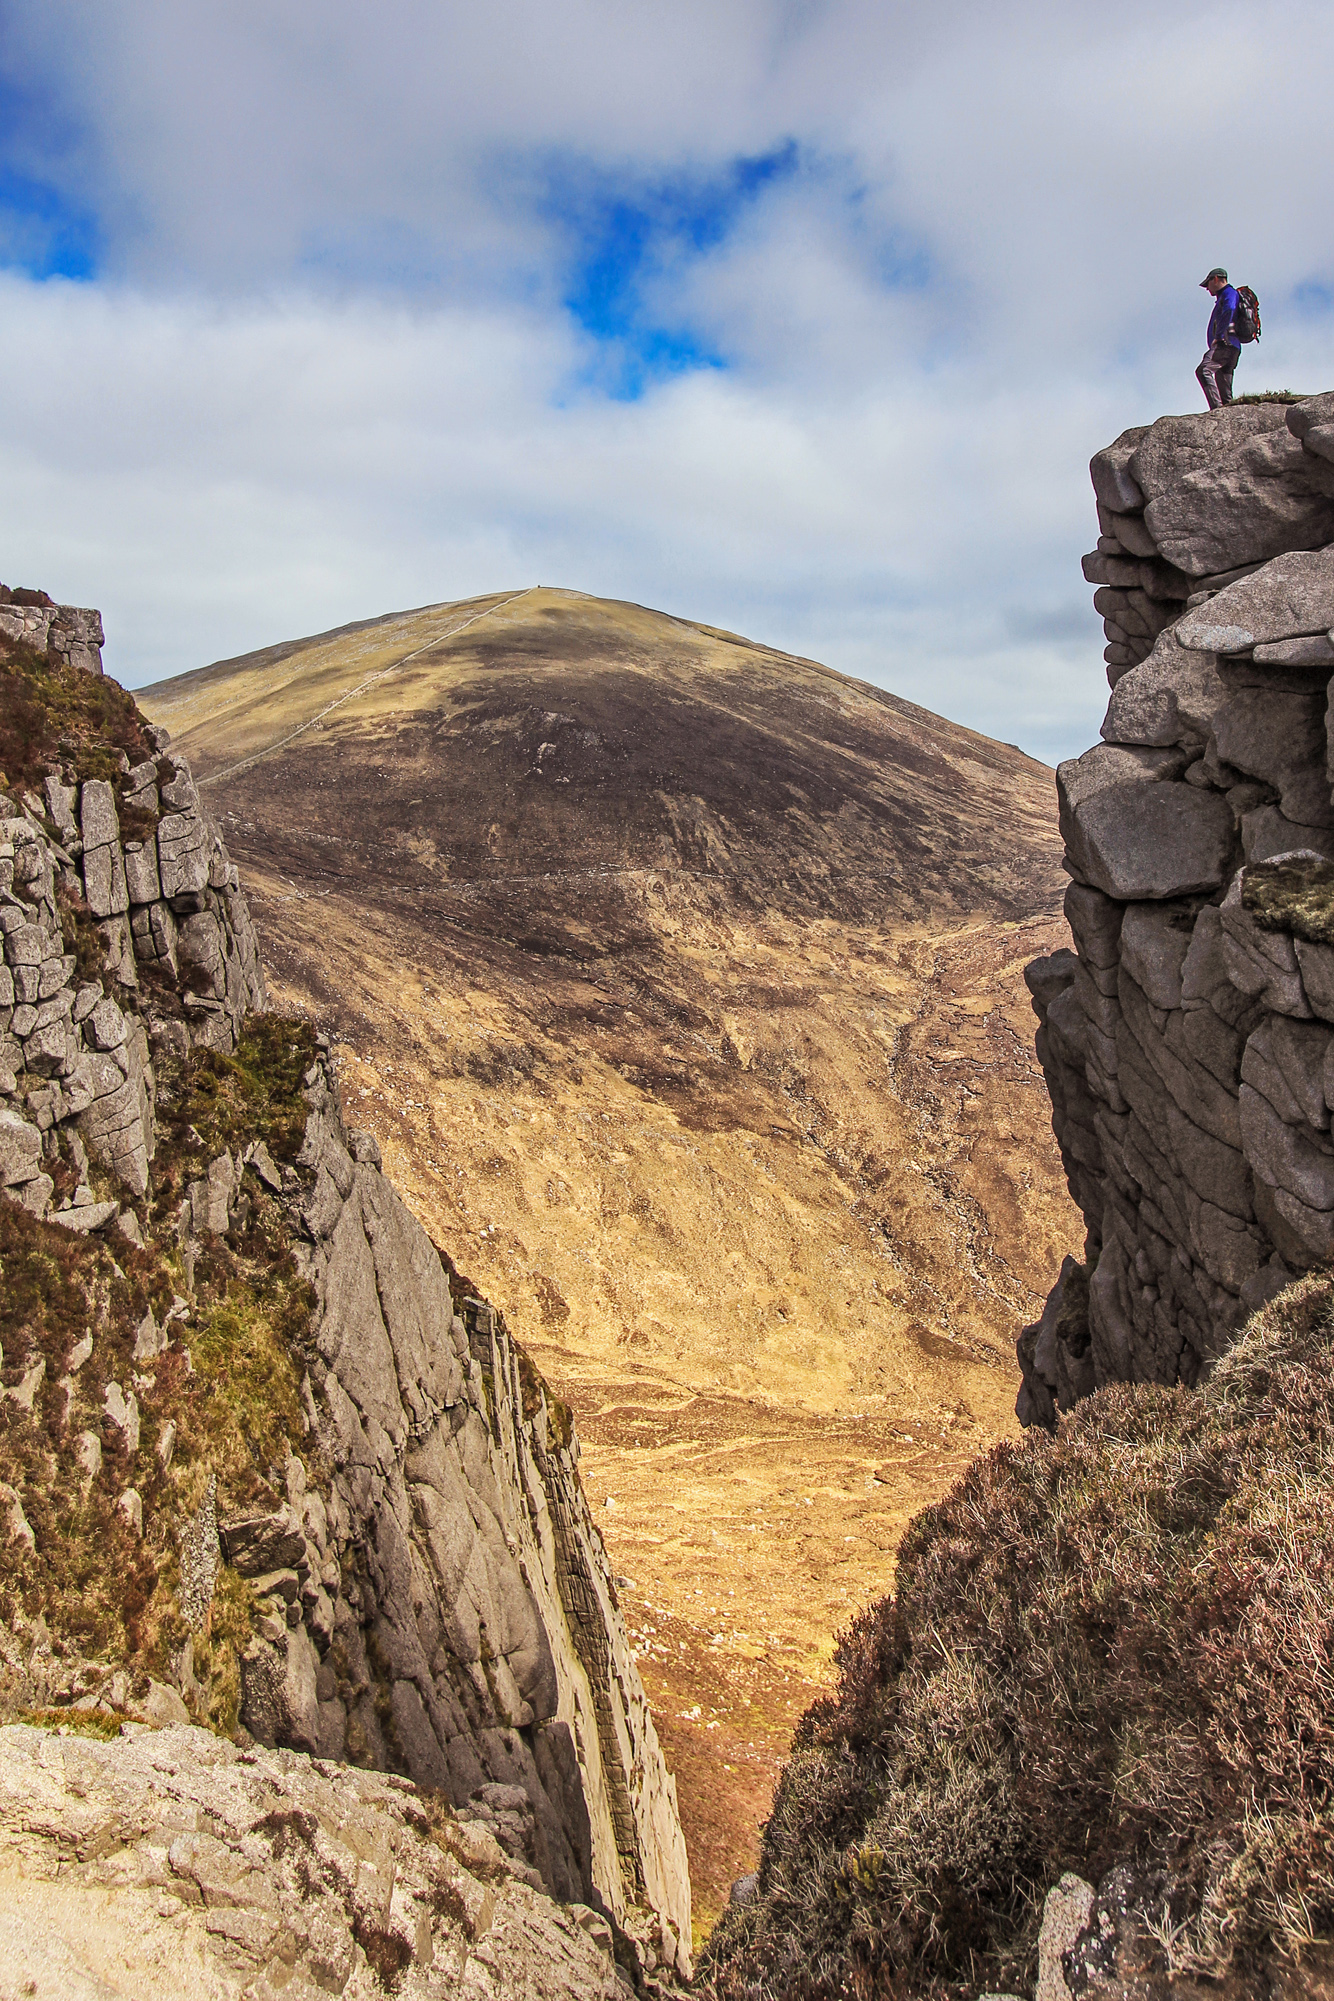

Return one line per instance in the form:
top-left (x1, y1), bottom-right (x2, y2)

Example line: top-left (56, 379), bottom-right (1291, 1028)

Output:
top-left (258, 1052), bottom-right (691, 1968)
top-left (0, 621), bottom-right (691, 1982)
top-left (1022, 394), bottom-right (1334, 1423)
top-left (0, 1721), bottom-right (633, 1999)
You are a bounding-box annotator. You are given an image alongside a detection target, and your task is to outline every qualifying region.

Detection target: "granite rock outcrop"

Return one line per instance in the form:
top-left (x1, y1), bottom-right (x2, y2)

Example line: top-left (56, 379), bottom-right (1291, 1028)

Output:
top-left (0, 1720), bottom-right (636, 1999)
top-left (0, 616), bottom-right (691, 1984)
top-left (234, 1049), bottom-right (692, 1972)
top-left (2, 738), bottom-right (265, 1220)
top-left (1022, 393), bottom-right (1334, 1423)
top-left (0, 581), bottom-right (106, 676)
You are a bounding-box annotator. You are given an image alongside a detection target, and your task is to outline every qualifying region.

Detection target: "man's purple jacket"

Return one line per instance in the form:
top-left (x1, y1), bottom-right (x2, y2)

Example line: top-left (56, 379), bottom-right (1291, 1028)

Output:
top-left (1207, 285), bottom-right (1241, 350)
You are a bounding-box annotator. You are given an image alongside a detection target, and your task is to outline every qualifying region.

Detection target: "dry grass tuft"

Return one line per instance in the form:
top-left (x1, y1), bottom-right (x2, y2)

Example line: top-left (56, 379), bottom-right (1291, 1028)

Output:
top-left (700, 1276), bottom-right (1334, 1999)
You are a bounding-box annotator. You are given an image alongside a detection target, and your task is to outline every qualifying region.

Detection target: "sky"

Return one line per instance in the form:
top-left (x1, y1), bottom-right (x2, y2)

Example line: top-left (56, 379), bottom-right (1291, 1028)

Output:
top-left (2, 3), bottom-right (1333, 765)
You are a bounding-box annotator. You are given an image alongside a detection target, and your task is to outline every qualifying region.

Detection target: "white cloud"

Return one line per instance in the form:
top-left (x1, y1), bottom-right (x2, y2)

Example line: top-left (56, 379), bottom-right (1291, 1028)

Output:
top-left (2, 0), bottom-right (1334, 767)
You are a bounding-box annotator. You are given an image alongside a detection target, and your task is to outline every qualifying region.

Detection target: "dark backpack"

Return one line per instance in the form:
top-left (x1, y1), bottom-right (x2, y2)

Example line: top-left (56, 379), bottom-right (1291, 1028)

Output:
top-left (1234, 286), bottom-right (1261, 343)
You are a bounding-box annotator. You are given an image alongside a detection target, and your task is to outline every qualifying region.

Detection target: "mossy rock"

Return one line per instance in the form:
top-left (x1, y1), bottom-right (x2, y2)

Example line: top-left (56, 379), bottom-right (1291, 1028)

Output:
top-left (1242, 854), bottom-right (1334, 946)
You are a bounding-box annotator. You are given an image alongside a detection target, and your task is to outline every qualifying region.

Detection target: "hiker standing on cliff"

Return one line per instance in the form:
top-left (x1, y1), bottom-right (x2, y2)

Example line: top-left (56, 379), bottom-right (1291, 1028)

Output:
top-left (1197, 268), bottom-right (1241, 408)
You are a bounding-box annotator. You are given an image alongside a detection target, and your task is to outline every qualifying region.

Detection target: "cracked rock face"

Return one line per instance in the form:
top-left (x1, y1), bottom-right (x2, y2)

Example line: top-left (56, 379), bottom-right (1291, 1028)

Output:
top-left (263, 1050), bottom-right (692, 1972)
top-left (1022, 394), bottom-right (1334, 1424)
top-left (0, 1721), bottom-right (633, 2001)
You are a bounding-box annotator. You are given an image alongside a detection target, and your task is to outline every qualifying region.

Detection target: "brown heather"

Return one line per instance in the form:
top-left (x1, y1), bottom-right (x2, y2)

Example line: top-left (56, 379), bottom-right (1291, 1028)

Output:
top-left (0, 633), bottom-right (152, 797)
top-left (700, 1277), bottom-right (1334, 1999)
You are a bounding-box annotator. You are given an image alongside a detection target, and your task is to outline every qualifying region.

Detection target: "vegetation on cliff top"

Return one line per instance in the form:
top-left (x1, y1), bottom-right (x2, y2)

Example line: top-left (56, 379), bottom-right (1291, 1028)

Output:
top-left (701, 1277), bottom-right (1334, 1999)
top-left (0, 632), bottom-right (152, 799)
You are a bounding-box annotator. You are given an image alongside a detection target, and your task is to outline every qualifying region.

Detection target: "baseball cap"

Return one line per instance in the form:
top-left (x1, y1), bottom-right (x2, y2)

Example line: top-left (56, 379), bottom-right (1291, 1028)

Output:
top-left (1200, 267), bottom-right (1228, 287)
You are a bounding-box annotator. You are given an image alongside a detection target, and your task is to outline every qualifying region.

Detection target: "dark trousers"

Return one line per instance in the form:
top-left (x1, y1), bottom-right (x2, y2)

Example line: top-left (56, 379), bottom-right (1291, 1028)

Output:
top-left (1197, 340), bottom-right (1239, 408)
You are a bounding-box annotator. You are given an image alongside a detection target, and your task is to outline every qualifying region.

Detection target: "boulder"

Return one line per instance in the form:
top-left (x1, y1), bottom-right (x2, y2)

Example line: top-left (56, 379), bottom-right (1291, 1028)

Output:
top-left (0, 1722), bottom-right (628, 2001)
top-left (0, 1110), bottom-right (43, 1187)
top-left (1118, 903), bottom-right (1198, 1012)
top-left (1130, 407), bottom-right (1334, 578)
top-left (1175, 546), bottom-right (1334, 654)
top-left (1240, 805), bottom-right (1334, 866)
top-left (1219, 870), bottom-right (1313, 1018)
top-left (1089, 428), bottom-right (1148, 516)
top-left (79, 779), bottom-right (119, 852)
top-left (1058, 744), bottom-right (1235, 901)
top-left (1100, 633), bottom-right (1226, 751)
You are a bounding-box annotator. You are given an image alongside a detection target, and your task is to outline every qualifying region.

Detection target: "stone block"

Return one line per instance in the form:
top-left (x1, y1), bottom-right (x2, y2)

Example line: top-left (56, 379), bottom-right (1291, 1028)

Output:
top-left (1241, 806), bottom-right (1334, 866)
top-left (0, 1108), bottom-right (43, 1185)
top-left (1100, 633), bottom-right (1226, 751)
top-left (1059, 744), bottom-right (1234, 901)
top-left (4, 924), bottom-right (44, 968)
top-left (1242, 1016), bottom-right (1333, 1131)
top-left (1119, 903), bottom-right (1197, 1011)
top-left (1240, 1082), bottom-right (1334, 1213)
top-left (1220, 872), bottom-right (1312, 1017)
top-left (1132, 407), bottom-right (1334, 578)
top-left (1298, 937), bottom-right (1334, 1023)
top-left (178, 910), bottom-right (225, 998)
top-left (83, 842), bottom-right (129, 918)
top-left (220, 1511), bottom-right (308, 1577)
top-left (1175, 546), bottom-right (1334, 653)
top-left (157, 810), bottom-right (210, 902)
top-left (159, 761), bottom-right (199, 814)
top-left (37, 955), bottom-right (76, 1000)
top-left (123, 841), bottom-right (160, 904)
top-left (1089, 428), bottom-right (1148, 515)
top-left (1211, 685), bottom-right (1334, 828)
top-left (43, 776), bottom-right (77, 840)
top-left (85, 997), bottom-right (128, 1052)
top-left (49, 1200), bottom-right (118, 1234)
top-left (1254, 634), bottom-right (1334, 666)
top-left (79, 779), bottom-right (119, 851)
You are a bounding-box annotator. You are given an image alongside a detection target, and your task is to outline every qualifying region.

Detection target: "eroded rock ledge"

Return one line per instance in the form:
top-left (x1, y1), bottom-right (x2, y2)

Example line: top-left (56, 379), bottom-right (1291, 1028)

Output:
top-left (1022, 391), bottom-right (1334, 1421)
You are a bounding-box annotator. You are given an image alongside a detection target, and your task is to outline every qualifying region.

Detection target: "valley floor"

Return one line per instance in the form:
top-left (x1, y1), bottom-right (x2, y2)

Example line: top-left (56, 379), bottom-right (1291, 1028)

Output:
top-left (247, 887), bottom-right (1077, 1933)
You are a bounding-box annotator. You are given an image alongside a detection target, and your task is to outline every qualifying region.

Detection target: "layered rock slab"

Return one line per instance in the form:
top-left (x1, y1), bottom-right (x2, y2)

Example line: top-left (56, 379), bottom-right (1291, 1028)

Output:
top-left (1023, 394), bottom-right (1334, 1423)
top-left (265, 1054), bottom-right (692, 1969)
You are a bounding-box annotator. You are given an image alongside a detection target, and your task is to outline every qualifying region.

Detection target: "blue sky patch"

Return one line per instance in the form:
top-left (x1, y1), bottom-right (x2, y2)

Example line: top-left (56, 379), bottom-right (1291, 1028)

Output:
top-left (1292, 278), bottom-right (1334, 320)
top-left (0, 72), bottom-right (99, 280)
top-left (545, 143), bottom-right (800, 398)
top-left (0, 165), bottom-right (98, 279)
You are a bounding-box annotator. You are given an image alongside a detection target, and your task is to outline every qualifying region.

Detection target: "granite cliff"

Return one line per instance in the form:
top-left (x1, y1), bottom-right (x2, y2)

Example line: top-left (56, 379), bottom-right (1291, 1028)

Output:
top-left (0, 610), bottom-right (691, 1990)
top-left (1021, 391), bottom-right (1334, 1420)
top-left (698, 398), bottom-right (1334, 2001)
